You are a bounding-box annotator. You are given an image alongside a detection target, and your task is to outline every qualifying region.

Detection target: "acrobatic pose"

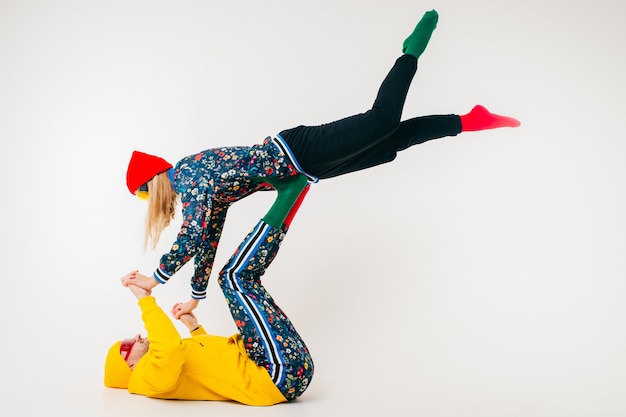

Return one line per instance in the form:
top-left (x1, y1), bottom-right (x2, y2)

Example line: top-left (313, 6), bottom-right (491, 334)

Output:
top-left (105, 179), bottom-right (312, 405)
top-left (122, 9), bottom-right (520, 317)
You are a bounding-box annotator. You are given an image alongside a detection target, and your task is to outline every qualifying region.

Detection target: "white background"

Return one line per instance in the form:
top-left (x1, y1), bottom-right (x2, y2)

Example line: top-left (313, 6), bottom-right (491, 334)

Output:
top-left (1, 1), bottom-right (626, 416)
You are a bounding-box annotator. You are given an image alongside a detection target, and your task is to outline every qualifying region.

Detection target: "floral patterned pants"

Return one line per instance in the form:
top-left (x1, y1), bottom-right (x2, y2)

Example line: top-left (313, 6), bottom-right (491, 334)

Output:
top-left (217, 219), bottom-right (314, 400)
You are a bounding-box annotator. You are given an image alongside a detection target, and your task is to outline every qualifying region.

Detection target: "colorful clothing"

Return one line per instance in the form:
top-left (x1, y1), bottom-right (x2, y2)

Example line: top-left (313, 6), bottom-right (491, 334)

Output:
top-left (218, 219), bottom-right (313, 400)
top-left (154, 138), bottom-right (316, 299)
top-left (128, 218), bottom-right (313, 403)
top-left (127, 296), bottom-right (288, 405)
top-left (156, 54), bottom-right (462, 299)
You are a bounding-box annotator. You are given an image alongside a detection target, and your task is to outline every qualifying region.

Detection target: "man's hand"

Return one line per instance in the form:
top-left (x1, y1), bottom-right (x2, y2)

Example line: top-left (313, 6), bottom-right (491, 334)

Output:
top-left (171, 304), bottom-right (199, 331)
top-left (171, 299), bottom-right (200, 319)
top-left (127, 283), bottom-right (151, 300)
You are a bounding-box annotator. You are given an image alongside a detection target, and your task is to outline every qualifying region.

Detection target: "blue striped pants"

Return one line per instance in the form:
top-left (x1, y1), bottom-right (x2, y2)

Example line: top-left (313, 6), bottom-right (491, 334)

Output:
top-left (217, 220), bottom-right (314, 400)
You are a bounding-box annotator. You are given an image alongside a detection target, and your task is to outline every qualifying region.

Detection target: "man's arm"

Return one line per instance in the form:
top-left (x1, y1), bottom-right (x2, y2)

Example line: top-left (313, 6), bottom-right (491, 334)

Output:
top-left (120, 280), bottom-right (186, 395)
top-left (171, 306), bottom-right (208, 336)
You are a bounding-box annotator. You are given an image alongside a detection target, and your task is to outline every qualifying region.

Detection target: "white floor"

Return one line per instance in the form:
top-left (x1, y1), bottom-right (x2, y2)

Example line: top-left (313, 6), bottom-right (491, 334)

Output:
top-left (3, 1), bottom-right (626, 416)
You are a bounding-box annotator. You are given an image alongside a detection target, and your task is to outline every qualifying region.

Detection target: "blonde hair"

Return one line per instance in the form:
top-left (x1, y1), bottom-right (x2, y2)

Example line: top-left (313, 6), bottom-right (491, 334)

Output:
top-left (145, 171), bottom-right (178, 250)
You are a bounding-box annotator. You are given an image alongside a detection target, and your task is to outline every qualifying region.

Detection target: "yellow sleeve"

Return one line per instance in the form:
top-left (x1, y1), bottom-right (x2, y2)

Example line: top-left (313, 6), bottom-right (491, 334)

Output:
top-left (131, 296), bottom-right (185, 395)
top-left (190, 324), bottom-right (208, 336)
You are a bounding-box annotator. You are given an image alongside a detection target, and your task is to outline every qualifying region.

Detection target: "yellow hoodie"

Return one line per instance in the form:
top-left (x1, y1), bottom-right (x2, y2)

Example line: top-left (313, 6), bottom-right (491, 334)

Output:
top-left (127, 296), bottom-right (287, 406)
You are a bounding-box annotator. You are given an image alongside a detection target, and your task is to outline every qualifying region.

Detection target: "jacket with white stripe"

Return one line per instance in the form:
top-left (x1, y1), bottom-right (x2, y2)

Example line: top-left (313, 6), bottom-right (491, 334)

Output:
top-left (153, 136), bottom-right (314, 299)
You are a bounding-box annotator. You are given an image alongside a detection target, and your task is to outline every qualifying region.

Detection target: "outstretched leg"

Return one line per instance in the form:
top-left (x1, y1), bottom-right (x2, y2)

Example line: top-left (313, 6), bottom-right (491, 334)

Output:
top-left (315, 114), bottom-right (461, 178)
top-left (217, 181), bottom-right (313, 401)
top-left (279, 10), bottom-right (438, 177)
top-left (311, 105), bottom-right (521, 178)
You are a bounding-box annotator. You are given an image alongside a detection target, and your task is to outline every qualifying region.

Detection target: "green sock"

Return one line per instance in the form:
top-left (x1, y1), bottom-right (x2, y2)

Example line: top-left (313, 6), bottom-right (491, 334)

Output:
top-left (402, 9), bottom-right (439, 59)
top-left (259, 175), bottom-right (309, 228)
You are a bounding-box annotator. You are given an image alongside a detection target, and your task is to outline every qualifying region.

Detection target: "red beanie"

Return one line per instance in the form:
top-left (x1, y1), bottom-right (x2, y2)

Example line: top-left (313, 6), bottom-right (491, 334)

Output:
top-left (126, 151), bottom-right (173, 194)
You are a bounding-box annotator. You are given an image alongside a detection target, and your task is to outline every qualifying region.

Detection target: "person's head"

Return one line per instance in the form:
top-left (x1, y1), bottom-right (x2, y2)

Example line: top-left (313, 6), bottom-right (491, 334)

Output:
top-left (103, 334), bottom-right (150, 388)
top-left (126, 151), bottom-right (178, 249)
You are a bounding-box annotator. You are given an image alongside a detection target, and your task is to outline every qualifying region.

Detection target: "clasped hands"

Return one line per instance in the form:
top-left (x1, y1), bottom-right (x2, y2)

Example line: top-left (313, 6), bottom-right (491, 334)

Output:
top-left (120, 270), bottom-right (200, 327)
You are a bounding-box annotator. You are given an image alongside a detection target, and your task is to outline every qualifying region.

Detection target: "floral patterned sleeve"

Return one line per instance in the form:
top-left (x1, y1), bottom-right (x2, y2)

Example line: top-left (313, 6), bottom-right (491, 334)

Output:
top-left (153, 181), bottom-right (210, 285)
top-left (189, 203), bottom-right (228, 299)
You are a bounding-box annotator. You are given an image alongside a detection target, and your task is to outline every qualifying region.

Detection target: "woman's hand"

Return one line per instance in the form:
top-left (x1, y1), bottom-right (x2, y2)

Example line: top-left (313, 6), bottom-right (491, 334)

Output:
top-left (172, 306), bottom-right (199, 331)
top-left (120, 270), bottom-right (158, 291)
top-left (171, 298), bottom-right (200, 319)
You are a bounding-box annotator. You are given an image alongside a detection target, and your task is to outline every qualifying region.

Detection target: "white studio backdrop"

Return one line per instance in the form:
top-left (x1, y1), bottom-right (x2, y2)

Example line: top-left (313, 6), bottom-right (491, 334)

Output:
top-left (1, 1), bottom-right (625, 416)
